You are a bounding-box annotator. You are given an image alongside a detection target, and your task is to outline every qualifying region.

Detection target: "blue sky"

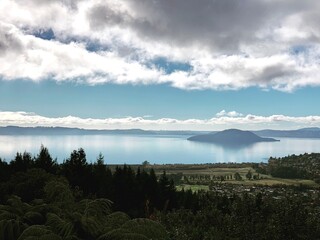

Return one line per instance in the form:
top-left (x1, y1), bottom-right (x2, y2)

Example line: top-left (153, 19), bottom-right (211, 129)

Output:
top-left (1, 0), bottom-right (320, 130)
top-left (1, 80), bottom-right (320, 119)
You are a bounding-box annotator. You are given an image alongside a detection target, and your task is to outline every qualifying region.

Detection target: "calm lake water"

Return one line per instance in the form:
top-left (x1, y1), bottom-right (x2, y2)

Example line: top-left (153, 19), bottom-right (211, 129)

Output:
top-left (0, 135), bottom-right (320, 164)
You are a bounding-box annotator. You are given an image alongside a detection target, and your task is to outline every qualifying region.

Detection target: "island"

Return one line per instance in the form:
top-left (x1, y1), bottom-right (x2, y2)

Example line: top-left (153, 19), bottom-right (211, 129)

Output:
top-left (187, 129), bottom-right (279, 145)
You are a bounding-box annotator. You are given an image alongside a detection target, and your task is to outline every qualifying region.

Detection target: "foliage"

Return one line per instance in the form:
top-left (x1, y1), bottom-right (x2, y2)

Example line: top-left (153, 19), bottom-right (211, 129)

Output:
top-left (98, 218), bottom-right (167, 240)
top-left (268, 153), bottom-right (320, 179)
top-left (35, 145), bottom-right (58, 174)
top-left (160, 191), bottom-right (320, 240)
top-left (18, 225), bottom-right (62, 240)
top-left (234, 172), bottom-right (242, 181)
top-left (0, 180), bottom-right (167, 240)
top-left (1, 147), bottom-right (320, 239)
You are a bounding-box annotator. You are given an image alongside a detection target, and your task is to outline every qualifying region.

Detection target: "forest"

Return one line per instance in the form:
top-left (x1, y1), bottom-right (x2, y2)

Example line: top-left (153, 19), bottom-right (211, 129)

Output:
top-left (0, 146), bottom-right (320, 239)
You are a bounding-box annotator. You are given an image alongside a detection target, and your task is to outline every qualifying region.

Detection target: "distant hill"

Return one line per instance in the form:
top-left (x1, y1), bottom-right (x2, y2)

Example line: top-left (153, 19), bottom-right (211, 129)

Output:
top-left (188, 129), bottom-right (279, 145)
top-left (254, 127), bottom-right (320, 138)
top-left (0, 126), bottom-right (207, 136)
top-left (0, 126), bottom-right (85, 135)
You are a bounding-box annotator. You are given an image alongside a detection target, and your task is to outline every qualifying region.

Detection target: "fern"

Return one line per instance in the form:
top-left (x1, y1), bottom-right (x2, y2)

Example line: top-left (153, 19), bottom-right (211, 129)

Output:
top-left (0, 204), bottom-right (13, 212)
top-left (46, 213), bottom-right (75, 238)
top-left (30, 199), bottom-right (45, 205)
top-left (98, 217), bottom-right (168, 240)
top-left (121, 218), bottom-right (168, 240)
top-left (0, 211), bottom-right (17, 220)
top-left (0, 203), bottom-right (22, 217)
top-left (6, 196), bottom-right (28, 216)
top-left (30, 202), bottom-right (50, 214)
top-left (0, 219), bottom-right (23, 240)
top-left (17, 225), bottom-right (62, 240)
top-left (78, 198), bottom-right (112, 219)
top-left (44, 180), bottom-right (75, 209)
top-left (97, 228), bottom-right (149, 240)
top-left (0, 195), bottom-right (37, 222)
top-left (103, 211), bottom-right (130, 231)
top-left (23, 211), bottom-right (44, 225)
top-left (80, 215), bottom-right (104, 238)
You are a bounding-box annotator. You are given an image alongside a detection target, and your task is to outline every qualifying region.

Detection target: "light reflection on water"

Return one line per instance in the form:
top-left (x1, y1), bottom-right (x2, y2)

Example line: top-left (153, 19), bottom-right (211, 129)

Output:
top-left (0, 135), bottom-right (319, 164)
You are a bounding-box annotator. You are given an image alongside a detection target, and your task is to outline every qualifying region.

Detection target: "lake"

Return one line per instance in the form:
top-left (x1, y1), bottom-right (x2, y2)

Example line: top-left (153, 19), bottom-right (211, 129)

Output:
top-left (0, 135), bottom-right (319, 164)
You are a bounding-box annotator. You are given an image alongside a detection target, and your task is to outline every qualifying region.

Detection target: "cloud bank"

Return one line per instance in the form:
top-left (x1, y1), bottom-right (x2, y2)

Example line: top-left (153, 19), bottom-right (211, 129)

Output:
top-left (1, 0), bottom-right (320, 91)
top-left (0, 111), bottom-right (319, 131)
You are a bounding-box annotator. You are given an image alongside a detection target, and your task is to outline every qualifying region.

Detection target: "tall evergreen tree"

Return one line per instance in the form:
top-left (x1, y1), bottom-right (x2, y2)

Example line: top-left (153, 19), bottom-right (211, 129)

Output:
top-left (10, 152), bottom-right (33, 173)
top-left (34, 145), bottom-right (57, 174)
top-left (62, 148), bottom-right (91, 194)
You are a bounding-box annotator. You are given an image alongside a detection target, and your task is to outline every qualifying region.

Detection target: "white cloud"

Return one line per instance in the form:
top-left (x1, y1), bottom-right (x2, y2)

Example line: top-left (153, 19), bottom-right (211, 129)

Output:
top-left (0, 22), bottom-right (162, 84)
top-left (0, 111), bottom-right (319, 131)
top-left (216, 110), bottom-right (243, 118)
top-left (1, 0), bottom-right (320, 91)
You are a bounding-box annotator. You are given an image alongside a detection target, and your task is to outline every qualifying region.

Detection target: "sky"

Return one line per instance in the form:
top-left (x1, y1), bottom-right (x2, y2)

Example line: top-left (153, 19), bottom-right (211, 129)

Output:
top-left (1, 0), bottom-right (320, 130)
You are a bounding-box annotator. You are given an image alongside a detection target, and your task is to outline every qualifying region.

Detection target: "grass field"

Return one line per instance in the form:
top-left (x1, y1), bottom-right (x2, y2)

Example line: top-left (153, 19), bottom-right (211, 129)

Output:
top-left (176, 184), bottom-right (209, 192)
top-left (238, 178), bottom-right (319, 187)
top-left (109, 163), bottom-right (320, 188)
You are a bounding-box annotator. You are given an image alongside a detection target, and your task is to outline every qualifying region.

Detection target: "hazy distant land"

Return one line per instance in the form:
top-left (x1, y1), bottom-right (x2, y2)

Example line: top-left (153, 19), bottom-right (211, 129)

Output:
top-left (253, 127), bottom-right (320, 138)
top-left (0, 126), bottom-right (320, 138)
top-left (0, 126), bottom-right (206, 136)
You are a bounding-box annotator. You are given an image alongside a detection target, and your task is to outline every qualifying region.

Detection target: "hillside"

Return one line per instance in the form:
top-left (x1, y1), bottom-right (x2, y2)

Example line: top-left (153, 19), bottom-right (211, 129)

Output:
top-left (254, 127), bottom-right (320, 138)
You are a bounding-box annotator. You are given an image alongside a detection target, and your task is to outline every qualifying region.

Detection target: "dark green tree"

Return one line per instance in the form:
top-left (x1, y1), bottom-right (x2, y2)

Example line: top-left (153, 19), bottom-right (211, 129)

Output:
top-left (158, 171), bottom-right (176, 211)
top-left (34, 145), bottom-right (57, 174)
top-left (246, 170), bottom-right (252, 180)
top-left (92, 153), bottom-right (112, 198)
top-left (10, 152), bottom-right (33, 172)
top-left (234, 172), bottom-right (242, 181)
top-left (0, 158), bottom-right (10, 182)
top-left (62, 148), bottom-right (91, 194)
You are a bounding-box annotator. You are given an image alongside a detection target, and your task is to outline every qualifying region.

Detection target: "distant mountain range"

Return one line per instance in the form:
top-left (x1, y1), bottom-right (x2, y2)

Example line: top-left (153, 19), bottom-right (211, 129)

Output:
top-left (253, 127), bottom-right (320, 138)
top-left (0, 126), bottom-right (206, 136)
top-left (0, 126), bottom-right (319, 139)
top-left (188, 129), bottom-right (279, 145)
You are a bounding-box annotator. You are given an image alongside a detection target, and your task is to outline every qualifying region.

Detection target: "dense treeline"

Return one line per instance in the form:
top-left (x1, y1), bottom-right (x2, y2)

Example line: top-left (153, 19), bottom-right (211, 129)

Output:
top-left (161, 192), bottom-right (320, 240)
top-left (1, 146), bottom-right (320, 239)
top-left (0, 146), bottom-right (198, 217)
top-left (266, 153), bottom-right (320, 181)
top-left (0, 146), bottom-right (181, 240)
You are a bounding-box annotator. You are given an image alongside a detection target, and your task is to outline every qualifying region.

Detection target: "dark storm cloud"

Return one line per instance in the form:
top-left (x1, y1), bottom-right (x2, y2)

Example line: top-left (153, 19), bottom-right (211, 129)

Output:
top-left (2, 0), bottom-right (320, 91)
top-left (86, 0), bottom-right (315, 52)
top-left (88, 4), bottom-right (128, 30)
top-left (128, 0), bottom-right (270, 50)
top-left (257, 65), bottom-right (296, 84)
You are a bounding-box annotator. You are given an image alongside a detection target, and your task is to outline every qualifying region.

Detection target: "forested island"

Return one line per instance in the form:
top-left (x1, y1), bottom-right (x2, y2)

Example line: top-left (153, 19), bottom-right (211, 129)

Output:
top-left (0, 147), bottom-right (320, 239)
top-left (188, 129), bottom-right (279, 145)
